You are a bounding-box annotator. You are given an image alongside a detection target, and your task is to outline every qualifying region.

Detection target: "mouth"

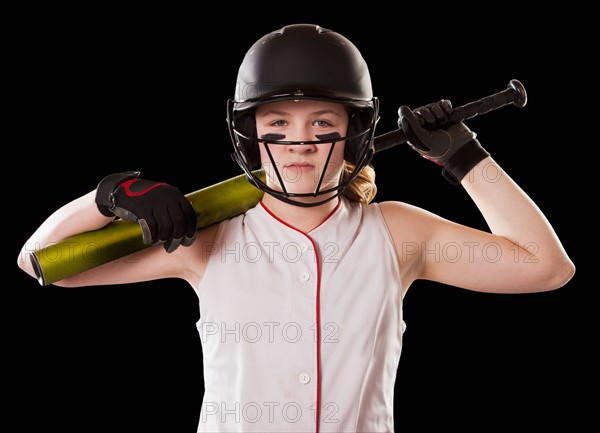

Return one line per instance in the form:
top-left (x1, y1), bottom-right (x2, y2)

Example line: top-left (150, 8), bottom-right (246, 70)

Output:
top-left (284, 162), bottom-right (315, 168)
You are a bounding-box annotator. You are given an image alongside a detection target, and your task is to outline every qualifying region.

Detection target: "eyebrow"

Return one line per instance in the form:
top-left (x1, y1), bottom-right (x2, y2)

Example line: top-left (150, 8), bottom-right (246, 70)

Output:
top-left (257, 109), bottom-right (343, 117)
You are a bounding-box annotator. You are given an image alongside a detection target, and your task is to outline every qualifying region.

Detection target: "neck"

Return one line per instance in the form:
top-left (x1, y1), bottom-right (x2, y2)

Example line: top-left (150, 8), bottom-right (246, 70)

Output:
top-left (260, 193), bottom-right (341, 233)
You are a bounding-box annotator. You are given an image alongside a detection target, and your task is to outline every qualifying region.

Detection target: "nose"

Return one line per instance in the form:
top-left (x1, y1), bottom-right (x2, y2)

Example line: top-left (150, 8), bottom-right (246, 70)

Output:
top-left (287, 126), bottom-right (317, 154)
top-left (288, 143), bottom-right (316, 155)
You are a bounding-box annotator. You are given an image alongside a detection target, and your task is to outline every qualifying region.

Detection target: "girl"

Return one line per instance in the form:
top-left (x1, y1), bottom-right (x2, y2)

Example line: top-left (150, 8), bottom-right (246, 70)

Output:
top-left (18, 24), bottom-right (575, 432)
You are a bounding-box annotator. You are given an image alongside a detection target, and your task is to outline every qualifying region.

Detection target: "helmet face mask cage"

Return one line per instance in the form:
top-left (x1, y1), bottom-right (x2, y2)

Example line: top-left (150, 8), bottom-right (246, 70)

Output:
top-left (227, 99), bottom-right (379, 208)
top-left (226, 23), bottom-right (379, 207)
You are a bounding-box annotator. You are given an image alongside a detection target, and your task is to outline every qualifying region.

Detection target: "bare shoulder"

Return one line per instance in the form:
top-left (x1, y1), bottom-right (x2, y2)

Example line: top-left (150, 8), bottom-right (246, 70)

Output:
top-left (377, 200), bottom-right (448, 291)
top-left (378, 199), bottom-right (461, 247)
top-left (176, 222), bottom-right (222, 287)
top-left (378, 200), bottom-right (424, 218)
top-left (378, 200), bottom-right (444, 232)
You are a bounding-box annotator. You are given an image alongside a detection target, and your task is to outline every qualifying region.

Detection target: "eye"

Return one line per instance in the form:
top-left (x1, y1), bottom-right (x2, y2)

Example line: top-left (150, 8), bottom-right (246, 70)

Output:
top-left (314, 120), bottom-right (333, 127)
top-left (270, 120), bottom-right (287, 127)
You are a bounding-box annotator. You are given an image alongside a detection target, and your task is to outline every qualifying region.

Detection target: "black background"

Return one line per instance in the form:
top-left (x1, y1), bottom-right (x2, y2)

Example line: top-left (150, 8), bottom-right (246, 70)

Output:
top-left (10, 10), bottom-right (590, 433)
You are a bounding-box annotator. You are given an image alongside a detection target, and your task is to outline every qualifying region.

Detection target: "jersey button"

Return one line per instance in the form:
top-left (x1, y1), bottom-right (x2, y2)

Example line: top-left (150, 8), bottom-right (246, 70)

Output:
top-left (299, 373), bottom-right (311, 384)
top-left (300, 243), bottom-right (310, 253)
top-left (299, 272), bottom-right (310, 282)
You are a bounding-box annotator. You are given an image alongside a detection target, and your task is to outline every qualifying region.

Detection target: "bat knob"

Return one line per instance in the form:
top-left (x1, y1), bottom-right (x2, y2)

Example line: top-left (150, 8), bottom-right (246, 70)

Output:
top-left (508, 79), bottom-right (527, 108)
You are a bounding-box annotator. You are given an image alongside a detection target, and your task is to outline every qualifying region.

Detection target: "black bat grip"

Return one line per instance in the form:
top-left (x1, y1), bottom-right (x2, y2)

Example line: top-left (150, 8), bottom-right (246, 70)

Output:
top-left (373, 79), bottom-right (527, 153)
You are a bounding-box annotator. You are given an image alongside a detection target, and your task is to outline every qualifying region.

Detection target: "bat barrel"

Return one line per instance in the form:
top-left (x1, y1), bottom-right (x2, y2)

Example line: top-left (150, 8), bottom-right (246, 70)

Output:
top-left (31, 171), bottom-right (266, 286)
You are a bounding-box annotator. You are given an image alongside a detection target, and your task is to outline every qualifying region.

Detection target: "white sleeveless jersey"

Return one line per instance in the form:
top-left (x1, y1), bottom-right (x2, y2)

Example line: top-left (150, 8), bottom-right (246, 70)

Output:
top-left (195, 197), bottom-right (405, 432)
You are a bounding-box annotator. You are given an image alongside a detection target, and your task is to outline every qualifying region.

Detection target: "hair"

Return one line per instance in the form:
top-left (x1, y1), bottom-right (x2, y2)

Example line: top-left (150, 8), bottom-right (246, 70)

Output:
top-left (341, 161), bottom-right (377, 204)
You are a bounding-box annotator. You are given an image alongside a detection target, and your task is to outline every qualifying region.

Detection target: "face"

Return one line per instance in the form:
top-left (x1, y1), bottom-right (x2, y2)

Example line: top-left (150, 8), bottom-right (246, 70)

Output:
top-left (255, 100), bottom-right (349, 199)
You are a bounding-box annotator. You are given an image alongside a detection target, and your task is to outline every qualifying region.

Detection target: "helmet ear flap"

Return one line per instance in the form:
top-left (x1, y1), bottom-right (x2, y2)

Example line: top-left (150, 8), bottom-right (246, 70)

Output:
top-left (234, 112), bottom-right (261, 168)
top-left (344, 109), bottom-right (371, 164)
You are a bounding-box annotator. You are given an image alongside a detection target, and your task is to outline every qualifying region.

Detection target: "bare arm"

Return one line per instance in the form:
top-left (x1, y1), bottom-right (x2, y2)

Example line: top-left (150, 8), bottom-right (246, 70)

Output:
top-left (17, 190), bottom-right (113, 280)
top-left (450, 156), bottom-right (575, 290)
top-left (382, 157), bottom-right (575, 294)
top-left (388, 100), bottom-right (575, 294)
top-left (17, 190), bottom-right (210, 288)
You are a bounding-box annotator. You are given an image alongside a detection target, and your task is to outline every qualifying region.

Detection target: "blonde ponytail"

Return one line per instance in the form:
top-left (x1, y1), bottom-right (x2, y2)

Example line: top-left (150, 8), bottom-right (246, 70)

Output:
top-left (341, 162), bottom-right (377, 204)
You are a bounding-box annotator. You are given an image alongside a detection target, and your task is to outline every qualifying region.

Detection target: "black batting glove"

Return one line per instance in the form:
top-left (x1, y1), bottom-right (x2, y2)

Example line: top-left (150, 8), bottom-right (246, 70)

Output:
top-left (95, 171), bottom-right (197, 253)
top-left (398, 100), bottom-right (490, 185)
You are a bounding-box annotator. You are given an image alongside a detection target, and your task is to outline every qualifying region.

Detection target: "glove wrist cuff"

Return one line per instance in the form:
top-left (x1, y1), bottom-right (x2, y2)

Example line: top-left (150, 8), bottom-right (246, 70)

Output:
top-left (95, 171), bottom-right (141, 217)
top-left (441, 139), bottom-right (490, 186)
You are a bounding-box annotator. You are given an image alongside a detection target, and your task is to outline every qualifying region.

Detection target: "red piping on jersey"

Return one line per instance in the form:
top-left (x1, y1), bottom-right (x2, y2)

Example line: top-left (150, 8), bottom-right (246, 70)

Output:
top-left (260, 198), bottom-right (341, 433)
top-left (119, 179), bottom-right (167, 196)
